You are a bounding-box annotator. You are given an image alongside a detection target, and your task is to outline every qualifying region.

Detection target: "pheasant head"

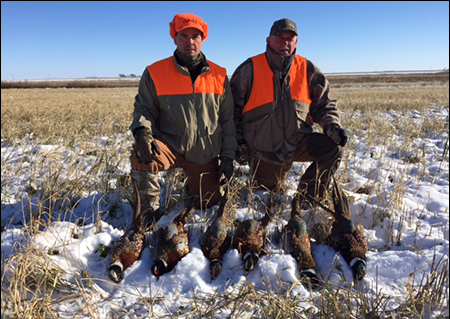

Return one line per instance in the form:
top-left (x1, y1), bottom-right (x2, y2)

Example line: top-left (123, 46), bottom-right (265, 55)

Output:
top-left (243, 252), bottom-right (259, 274)
top-left (151, 259), bottom-right (168, 280)
top-left (108, 263), bottom-right (123, 283)
top-left (209, 259), bottom-right (223, 280)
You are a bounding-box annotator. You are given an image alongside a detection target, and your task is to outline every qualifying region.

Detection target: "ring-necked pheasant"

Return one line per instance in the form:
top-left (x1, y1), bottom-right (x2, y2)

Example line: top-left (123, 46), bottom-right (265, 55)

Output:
top-left (232, 198), bottom-right (275, 275)
top-left (200, 191), bottom-right (232, 280)
top-left (108, 175), bottom-right (146, 283)
top-left (304, 179), bottom-right (368, 281)
top-left (326, 179), bottom-right (368, 281)
top-left (283, 195), bottom-right (320, 287)
top-left (151, 204), bottom-right (196, 279)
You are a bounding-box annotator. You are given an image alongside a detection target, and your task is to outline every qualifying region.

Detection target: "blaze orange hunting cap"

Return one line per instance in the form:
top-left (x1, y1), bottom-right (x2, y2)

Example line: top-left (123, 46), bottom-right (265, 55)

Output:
top-left (169, 13), bottom-right (208, 40)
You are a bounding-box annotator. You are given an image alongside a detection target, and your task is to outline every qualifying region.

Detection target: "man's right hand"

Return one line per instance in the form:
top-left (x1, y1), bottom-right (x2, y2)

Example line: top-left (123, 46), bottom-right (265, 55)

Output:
top-left (133, 128), bottom-right (161, 164)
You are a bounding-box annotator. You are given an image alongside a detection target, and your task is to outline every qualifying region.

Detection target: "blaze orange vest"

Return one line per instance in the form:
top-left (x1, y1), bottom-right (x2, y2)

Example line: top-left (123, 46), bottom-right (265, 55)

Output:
top-left (147, 57), bottom-right (226, 96)
top-left (242, 53), bottom-right (311, 115)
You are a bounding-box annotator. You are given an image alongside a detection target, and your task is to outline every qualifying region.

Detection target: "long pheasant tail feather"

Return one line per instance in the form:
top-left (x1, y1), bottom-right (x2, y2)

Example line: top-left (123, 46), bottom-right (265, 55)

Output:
top-left (216, 187), bottom-right (229, 220)
top-left (290, 194), bottom-right (304, 219)
top-left (175, 204), bottom-right (196, 225)
top-left (303, 192), bottom-right (335, 216)
top-left (332, 178), bottom-right (351, 219)
top-left (131, 178), bottom-right (143, 228)
top-left (260, 197), bottom-right (274, 228)
top-left (118, 174), bottom-right (138, 218)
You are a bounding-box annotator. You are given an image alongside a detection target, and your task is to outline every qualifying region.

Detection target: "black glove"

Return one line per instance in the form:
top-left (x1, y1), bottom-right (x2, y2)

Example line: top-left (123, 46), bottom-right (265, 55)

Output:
top-left (217, 157), bottom-right (234, 183)
top-left (133, 128), bottom-right (161, 164)
top-left (325, 125), bottom-right (348, 147)
top-left (235, 143), bottom-right (248, 165)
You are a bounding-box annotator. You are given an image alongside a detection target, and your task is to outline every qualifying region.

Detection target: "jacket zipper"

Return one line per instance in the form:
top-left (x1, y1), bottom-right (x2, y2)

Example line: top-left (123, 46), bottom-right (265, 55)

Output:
top-left (279, 74), bottom-right (287, 142)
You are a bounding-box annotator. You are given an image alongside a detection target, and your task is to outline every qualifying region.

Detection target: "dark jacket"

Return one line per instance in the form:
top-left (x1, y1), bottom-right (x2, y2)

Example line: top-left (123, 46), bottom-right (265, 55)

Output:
top-left (230, 45), bottom-right (341, 165)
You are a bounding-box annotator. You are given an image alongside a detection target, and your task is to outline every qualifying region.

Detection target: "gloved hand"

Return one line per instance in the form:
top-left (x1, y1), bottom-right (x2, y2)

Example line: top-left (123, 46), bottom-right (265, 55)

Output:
top-left (133, 127), bottom-right (161, 164)
top-left (325, 125), bottom-right (348, 147)
top-left (217, 157), bottom-right (234, 183)
top-left (235, 143), bottom-right (248, 165)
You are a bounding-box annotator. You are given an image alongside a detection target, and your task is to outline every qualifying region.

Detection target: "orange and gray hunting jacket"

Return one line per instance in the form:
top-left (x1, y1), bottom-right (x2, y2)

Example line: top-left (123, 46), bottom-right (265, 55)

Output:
top-left (131, 53), bottom-right (237, 164)
top-left (230, 46), bottom-right (342, 165)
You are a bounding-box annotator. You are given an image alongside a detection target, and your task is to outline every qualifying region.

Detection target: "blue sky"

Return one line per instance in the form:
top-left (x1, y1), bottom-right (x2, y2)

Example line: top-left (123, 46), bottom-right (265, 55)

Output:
top-left (1, 1), bottom-right (449, 80)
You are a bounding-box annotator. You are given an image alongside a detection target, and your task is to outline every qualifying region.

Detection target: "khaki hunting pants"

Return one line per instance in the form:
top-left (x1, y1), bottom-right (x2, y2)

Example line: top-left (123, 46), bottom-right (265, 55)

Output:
top-left (130, 139), bottom-right (221, 210)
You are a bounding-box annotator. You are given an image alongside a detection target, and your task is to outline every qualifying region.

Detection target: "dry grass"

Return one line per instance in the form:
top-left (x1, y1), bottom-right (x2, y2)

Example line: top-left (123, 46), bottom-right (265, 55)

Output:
top-left (1, 87), bottom-right (135, 142)
top-left (1, 72), bottom-right (449, 318)
top-left (327, 71), bottom-right (449, 88)
top-left (1, 79), bottom-right (139, 89)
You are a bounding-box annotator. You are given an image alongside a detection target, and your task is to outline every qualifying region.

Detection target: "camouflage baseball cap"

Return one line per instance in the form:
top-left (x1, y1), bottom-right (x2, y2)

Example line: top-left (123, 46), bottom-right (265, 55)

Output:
top-left (269, 18), bottom-right (298, 36)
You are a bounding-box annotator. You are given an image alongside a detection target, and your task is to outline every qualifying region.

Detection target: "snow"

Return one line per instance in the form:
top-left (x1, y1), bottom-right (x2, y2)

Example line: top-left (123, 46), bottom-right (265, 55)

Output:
top-left (1, 107), bottom-right (449, 318)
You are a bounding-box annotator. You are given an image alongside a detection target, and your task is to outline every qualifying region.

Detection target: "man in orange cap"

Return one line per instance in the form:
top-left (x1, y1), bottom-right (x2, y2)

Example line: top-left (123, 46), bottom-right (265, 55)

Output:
top-left (128, 13), bottom-right (236, 224)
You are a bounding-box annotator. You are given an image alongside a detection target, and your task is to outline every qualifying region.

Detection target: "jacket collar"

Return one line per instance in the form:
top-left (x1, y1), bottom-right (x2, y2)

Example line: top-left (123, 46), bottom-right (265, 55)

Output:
top-left (265, 45), bottom-right (296, 74)
top-left (173, 50), bottom-right (209, 76)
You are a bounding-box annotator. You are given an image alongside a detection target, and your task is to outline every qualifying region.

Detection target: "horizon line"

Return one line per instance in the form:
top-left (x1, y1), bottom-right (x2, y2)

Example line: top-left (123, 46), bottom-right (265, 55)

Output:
top-left (2, 68), bottom-right (449, 81)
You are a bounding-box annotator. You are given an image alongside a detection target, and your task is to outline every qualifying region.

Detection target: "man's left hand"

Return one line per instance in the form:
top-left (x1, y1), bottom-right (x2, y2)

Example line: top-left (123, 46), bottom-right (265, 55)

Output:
top-left (326, 125), bottom-right (348, 147)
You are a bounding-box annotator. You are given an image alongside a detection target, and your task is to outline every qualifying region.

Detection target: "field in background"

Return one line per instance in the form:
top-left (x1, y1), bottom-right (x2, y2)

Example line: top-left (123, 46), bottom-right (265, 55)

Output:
top-left (1, 71), bottom-right (448, 144)
top-left (1, 70), bottom-right (448, 89)
top-left (327, 70), bottom-right (449, 88)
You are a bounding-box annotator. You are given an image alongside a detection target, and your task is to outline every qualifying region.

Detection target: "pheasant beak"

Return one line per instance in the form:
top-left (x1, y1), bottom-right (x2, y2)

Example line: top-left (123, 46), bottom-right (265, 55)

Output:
top-left (354, 270), bottom-right (365, 282)
top-left (109, 272), bottom-right (121, 283)
top-left (154, 269), bottom-right (161, 281)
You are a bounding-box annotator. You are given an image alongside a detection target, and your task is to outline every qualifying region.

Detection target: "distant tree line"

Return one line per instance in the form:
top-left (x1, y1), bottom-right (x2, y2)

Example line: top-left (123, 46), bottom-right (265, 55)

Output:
top-left (119, 74), bottom-right (139, 78)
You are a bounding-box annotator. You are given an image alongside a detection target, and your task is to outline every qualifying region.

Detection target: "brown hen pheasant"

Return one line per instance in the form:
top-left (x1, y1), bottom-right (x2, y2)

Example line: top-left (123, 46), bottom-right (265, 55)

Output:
top-left (200, 193), bottom-right (232, 280)
top-left (151, 204), bottom-right (196, 279)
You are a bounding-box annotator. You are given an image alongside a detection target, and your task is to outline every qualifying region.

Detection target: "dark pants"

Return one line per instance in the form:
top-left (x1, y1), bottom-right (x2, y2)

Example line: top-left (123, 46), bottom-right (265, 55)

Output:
top-left (250, 133), bottom-right (344, 200)
top-left (130, 139), bottom-right (221, 210)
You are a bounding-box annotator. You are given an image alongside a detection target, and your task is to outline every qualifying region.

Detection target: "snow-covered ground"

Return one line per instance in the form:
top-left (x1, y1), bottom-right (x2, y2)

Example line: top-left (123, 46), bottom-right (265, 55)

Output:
top-left (1, 107), bottom-right (449, 318)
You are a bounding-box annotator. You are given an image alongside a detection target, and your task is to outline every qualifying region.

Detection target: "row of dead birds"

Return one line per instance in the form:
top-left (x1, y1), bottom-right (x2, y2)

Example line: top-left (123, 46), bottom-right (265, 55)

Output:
top-left (108, 175), bottom-right (368, 287)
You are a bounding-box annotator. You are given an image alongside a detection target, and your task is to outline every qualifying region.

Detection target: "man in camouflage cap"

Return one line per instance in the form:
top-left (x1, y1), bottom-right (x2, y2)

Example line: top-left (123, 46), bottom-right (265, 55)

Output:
top-left (230, 18), bottom-right (349, 285)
